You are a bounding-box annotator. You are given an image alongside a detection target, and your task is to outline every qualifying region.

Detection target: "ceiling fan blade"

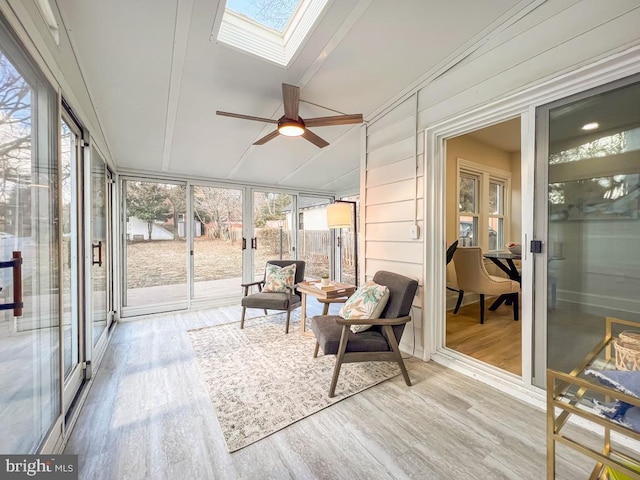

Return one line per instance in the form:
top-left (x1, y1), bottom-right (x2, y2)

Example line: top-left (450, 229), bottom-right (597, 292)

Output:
top-left (253, 129), bottom-right (280, 145)
top-left (282, 84), bottom-right (300, 120)
top-left (304, 114), bottom-right (364, 127)
top-left (216, 111), bottom-right (278, 124)
top-left (301, 129), bottom-right (329, 148)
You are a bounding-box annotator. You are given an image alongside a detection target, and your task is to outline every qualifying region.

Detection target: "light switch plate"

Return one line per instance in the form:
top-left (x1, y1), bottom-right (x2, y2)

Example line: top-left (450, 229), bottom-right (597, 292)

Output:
top-left (409, 224), bottom-right (419, 239)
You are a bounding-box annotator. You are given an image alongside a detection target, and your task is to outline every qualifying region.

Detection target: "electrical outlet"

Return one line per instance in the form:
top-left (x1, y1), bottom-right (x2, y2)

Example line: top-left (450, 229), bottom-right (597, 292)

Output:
top-left (409, 224), bottom-right (419, 239)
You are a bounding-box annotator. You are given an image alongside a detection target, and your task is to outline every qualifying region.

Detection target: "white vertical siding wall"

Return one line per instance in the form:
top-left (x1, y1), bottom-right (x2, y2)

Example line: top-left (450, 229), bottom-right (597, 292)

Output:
top-left (362, 0), bottom-right (640, 357)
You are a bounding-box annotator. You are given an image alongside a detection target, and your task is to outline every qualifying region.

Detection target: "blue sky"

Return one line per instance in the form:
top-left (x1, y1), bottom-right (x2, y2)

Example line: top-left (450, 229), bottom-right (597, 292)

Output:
top-left (226, 0), bottom-right (301, 32)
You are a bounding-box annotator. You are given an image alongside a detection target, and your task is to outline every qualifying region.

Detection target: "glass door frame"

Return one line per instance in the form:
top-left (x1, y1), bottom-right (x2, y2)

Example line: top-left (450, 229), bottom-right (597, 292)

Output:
top-left (188, 181), bottom-right (245, 306)
top-left (244, 188), bottom-right (337, 285)
top-left (246, 188), bottom-right (298, 283)
top-left (532, 72), bottom-right (640, 385)
top-left (84, 142), bottom-right (114, 371)
top-left (117, 180), bottom-right (340, 314)
top-left (425, 109), bottom-right (535, 386)
top-left (60, 107), bottom-right (85, 408)
top-left (424, 48), bottom-right (640, 397)
top-left (119, 176), bottom-right (189, 317)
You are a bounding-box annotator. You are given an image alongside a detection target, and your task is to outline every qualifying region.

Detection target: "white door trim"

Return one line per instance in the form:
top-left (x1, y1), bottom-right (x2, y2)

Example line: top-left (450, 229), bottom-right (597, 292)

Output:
top-left (423, 43), bottom-right (640, 395)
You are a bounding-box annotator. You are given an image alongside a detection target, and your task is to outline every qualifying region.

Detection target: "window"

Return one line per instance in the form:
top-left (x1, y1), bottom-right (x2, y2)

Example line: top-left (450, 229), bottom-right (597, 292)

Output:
top-left (0, 16), bottom-right (60, 452)
top-left (226, 0), bottom-right (303, 32)
top-left (216, 0), bottom-right (329, 66)
top-left (457, 159), bottom-right (511, 251)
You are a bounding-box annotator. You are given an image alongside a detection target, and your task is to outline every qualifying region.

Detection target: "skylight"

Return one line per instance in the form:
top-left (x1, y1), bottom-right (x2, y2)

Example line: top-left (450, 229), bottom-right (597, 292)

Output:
top-left (216, 0), bottom-right (329, 66)
top-left (226, 0), bottom-right (302, 33)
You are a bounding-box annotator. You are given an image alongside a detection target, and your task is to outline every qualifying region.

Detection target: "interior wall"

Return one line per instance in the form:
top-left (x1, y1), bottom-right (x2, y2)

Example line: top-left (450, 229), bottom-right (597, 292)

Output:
top-left (363, 0), bottom-right (640, 357)
top-left (444, 135), bottom-right (513, 246)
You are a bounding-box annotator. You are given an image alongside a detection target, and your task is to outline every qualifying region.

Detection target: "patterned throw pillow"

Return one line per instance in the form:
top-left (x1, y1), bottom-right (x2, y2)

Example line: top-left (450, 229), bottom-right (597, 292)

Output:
top-left (262, 263), bottom-right (297, 293)
top-left (339, 281), bottom-right (390, 333)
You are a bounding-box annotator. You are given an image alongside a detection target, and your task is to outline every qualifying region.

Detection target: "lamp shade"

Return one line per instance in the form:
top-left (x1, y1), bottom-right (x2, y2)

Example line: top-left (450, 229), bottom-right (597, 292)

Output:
top-left (327, 202), bottom-right (352, 229)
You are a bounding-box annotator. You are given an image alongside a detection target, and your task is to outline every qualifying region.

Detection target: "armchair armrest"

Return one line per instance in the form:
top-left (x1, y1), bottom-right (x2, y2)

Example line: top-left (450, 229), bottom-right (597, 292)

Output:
top-left (241, 280), bottom-right (264, 297)
top-left (283, 283), bottom-right (301, 297)
top-left (335, 315), bottom-right (411, 326)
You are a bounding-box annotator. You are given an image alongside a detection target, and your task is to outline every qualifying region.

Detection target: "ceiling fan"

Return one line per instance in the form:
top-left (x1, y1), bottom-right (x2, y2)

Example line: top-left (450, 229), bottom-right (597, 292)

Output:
top-left (216, 83), bottom-right (363, 148)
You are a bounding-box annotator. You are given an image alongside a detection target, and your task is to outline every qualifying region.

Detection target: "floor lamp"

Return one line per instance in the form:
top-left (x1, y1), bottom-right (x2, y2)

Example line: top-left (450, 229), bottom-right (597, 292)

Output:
top-left (327, 200), bottom-right (358, 286)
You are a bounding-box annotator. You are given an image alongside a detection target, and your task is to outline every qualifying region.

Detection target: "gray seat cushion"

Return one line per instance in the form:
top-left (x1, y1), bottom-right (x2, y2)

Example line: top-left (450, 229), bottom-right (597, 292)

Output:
top-left (242, 292), bottom-right (301, 310)
top-left (310, 315), bottom-right (390, 355)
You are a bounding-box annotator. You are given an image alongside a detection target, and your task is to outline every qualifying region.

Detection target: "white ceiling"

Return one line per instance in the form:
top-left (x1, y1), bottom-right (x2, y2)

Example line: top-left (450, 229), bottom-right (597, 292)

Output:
top-left (467, 117), bottom-right (522, 153)
top-left (56, 0), bottom-right (530, 193)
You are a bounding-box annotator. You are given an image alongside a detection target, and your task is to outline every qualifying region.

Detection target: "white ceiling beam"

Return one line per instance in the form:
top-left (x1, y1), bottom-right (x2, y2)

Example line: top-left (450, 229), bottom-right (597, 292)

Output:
top-left (161, 0), bottom-right (194, 171)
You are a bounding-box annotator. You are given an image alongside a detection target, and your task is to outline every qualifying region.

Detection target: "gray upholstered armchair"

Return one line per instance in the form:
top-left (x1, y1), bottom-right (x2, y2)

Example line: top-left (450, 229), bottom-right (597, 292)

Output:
top-left (310, 271), bottom-right (418, 397)
top-left (240, 260), bottom-right (306, 333)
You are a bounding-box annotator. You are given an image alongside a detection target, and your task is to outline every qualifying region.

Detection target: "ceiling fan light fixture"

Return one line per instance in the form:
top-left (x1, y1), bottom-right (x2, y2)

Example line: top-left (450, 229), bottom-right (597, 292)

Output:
top-left (278, 118), bottom-right (305, 136)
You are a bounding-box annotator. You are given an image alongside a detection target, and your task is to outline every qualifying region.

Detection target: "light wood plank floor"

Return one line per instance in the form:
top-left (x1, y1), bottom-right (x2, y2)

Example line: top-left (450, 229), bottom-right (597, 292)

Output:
top-left (64, 301), bottom-right (594, 480)
top-left (446, 299), bottom-right (522, 376)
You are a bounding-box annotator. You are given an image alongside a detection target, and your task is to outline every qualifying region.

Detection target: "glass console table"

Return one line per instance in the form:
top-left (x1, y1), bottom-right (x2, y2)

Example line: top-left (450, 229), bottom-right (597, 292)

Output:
top-left (547, 317), bottom-right (640, 479)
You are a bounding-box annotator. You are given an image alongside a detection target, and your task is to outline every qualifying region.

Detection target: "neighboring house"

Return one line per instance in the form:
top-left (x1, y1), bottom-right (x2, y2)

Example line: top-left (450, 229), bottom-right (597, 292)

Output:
top-left (282, 197), bottom-right (329, 231)
top-left (126, 216), bottom-right (174, 241)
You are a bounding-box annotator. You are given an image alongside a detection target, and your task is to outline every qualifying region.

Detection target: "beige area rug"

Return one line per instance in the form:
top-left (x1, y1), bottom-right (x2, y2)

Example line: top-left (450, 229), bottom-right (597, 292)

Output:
top-left (187, 314), bottom-right (401, 452)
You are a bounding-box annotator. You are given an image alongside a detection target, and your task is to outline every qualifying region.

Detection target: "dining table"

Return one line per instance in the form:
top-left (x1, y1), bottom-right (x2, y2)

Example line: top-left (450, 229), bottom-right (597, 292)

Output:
top-left (483, 251), bottom-right (522, 283)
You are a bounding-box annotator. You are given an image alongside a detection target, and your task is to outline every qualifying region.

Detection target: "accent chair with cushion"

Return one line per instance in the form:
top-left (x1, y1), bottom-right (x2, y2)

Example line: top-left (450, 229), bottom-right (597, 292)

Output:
top-left (240, 260), bottom-right (305, 333)
top-left (452, 246), bottom-right (519, 324)
top-left (310, 270), bottom-right (418, 397)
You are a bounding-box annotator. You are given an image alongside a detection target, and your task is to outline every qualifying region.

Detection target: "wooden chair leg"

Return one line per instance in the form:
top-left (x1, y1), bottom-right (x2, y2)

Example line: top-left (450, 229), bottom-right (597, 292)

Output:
top-left (513, 293), bottom-right (519, 321)
top-left (285, 310), bottom-right (291, 334)
top-left (313, 341), bottom-right (319, 358)
top-left (240, 306), bottom-right (246, 329)
top-left (453, 290), bottom-right (464, 314)
top-left (480, 294), bottom-right (485, 324)
top-left (329, 326), bottom-right (350, 397)
top-left (384, 325), bottom-right (411, 386)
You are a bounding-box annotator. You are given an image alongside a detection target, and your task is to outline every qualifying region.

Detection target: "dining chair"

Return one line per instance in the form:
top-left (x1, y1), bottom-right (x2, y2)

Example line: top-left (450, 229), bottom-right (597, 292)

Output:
top-left (240, 260), bottom-right (305, 333)
top-left (446, 240), bottom-right (464, 314)
top-left (453, 247), bottom-right (520, 324)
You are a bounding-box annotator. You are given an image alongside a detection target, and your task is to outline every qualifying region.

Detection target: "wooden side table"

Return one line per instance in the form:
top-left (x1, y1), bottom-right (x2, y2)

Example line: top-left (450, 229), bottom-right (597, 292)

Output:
top-left (297, 281), bottom-right (356, 335)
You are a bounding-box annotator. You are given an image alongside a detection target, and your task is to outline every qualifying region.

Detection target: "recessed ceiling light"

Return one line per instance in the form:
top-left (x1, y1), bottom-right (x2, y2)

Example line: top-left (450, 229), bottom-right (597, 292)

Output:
top-left (581, 122), bottom-right (599, 131)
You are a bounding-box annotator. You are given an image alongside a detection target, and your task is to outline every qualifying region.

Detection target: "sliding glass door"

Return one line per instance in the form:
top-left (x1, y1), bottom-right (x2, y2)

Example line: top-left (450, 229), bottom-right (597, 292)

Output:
top-left (0, 28), bottom-right (60, 452)
top-left (251, 191), bottom-right (295, 279)
top-left (120, 185), bottom-right (345, 312)
top-left (122, 179), bottom-right (187, 314)
top-left (60, 114), bottom-right (83, 407)
top-left (89, 149), bottom-right (114, 355)
top-left (534, 75), bottom-right (640, 385)
top-left (338, 195), bottom-right (358, 284)
top-left (191, 185), bottom-right (243, 302)
top-left (297, 195), bottom-right (332, 280)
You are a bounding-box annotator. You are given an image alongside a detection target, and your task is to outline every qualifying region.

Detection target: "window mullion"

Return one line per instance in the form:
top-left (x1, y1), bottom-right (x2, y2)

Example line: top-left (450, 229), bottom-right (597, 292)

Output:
top-left (480, 173), bottom-right (489, 251)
